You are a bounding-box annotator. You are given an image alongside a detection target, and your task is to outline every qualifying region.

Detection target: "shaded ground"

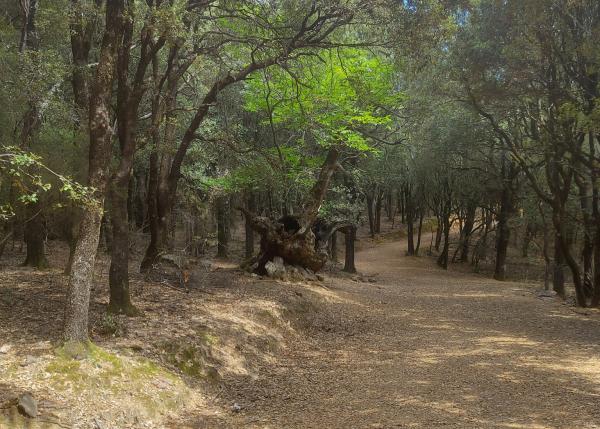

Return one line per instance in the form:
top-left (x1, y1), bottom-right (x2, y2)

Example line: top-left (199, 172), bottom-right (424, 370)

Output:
top-left (207, 239), bottom-right (600, 429)
top-left (1, 233), bottom-right (600, 428)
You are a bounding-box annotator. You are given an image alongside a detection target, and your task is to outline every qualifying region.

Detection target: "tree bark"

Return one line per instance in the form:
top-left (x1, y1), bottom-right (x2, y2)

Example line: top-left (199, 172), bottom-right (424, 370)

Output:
top-left (494, 184), bottom-right (513, 281)
top-left (63, 0), bottom-right (124, 343)
top-left (405, 185), bottom-right (415, 255)
top-left (459, 204), bottom-right (476, 262)
top-left (374, 188), bottom-right (383, 234)
top-left (415, 209), bottom-right (424, 256)
top-left (23, 203), bottom-right (48, 268)
top-left (343, 226), bottom-right (356, 273)
top-left (366, 191), bottom-right (375, 238)
top-left (216, 196), bottom-right (229, 258)
top-left (245, 192), bottom-right (256, 259)
top-left (553, 233), bottom-right (565, 298)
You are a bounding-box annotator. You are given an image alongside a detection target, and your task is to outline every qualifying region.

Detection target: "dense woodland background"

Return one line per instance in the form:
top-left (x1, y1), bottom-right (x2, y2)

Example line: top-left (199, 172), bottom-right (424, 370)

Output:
top-left (0, 0), bottom-right (599, 347)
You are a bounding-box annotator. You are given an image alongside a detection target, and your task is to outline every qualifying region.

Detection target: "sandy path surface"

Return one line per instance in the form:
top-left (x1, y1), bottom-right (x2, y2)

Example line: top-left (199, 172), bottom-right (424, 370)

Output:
top-left (220, 239), bottom-right (600, 429)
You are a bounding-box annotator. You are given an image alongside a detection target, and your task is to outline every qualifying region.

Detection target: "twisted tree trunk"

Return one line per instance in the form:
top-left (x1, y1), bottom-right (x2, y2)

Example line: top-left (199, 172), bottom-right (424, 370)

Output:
top-left (241, 148), bottom-right (342, 273)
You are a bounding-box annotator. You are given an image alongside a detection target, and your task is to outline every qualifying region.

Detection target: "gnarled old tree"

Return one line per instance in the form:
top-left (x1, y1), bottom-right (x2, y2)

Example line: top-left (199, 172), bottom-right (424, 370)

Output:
top-left (241, 148), bottom-right (345, 273)
top-left (140, 1), bottom-right (358, 271)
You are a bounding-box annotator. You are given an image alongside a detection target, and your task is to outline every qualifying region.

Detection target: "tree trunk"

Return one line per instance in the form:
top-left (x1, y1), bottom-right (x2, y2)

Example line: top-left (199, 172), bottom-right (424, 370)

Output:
top-left (434, 215), bottom-right (442, 252)
top-left (437, 211), bottom-right (450, 269)
top-left (245, 192), bottom-right (256, 259)
top-left (216, 196), bottom-right (229, 258)
top-left (366, 191), bottom-right (375, 238)
top-left (343, 226), bottom-right (356, 273)
top-left (107, 177), bottom-right (137, 315)
top-left (494, 187), bottom-right (513, 281)
top-left (242, 148), bottom-right (340, 273)
top-left (331, 231), bottom-right (338, 262)
top-left (374, 189), bottom-right (383, 234)
top-left (592, 227), bottom-right (600, 306)
top-left (459, 204), bottom-right (476, 262)
top-left (23, 202), bottom-right (48, 268)
top-left (415, 209), bottom-right (424, 256)
top-left (553, 234), bottom-right (565, 298)
top-left (63, 0), bottom-right (124, 343)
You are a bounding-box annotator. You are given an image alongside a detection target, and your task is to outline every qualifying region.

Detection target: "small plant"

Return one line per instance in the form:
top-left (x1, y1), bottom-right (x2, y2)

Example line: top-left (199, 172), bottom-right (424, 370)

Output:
top-left (95, 313), bottom-right (127, 338)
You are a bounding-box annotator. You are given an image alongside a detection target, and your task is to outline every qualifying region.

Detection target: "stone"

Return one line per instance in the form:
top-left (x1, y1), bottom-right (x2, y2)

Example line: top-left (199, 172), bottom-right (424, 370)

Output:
top-left (265, 257), bottom-right (286, 279)
top-left (231, 403), bottom-right (242, 413)
top-left (316, 274), bottom-right (325, 282)
top-left (20, 355), bottom-right (38, 367)
top-left (537, 289), bottom-right (557, 298)
top-left (0, 344), bottom-right (12, 354)
top-left (303, 268), bottom-right (318, 281)
top-left (17, 393), bottom-right (38, 418)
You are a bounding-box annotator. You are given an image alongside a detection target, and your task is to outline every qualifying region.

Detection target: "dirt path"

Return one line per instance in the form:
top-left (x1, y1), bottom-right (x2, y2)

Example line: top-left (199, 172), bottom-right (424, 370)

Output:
top-left (219, 239), bottom-right (600, 429)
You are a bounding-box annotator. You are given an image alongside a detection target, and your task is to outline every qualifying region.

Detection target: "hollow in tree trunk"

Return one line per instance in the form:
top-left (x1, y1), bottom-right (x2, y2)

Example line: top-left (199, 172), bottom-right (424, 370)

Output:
top-left (241, 148), bottom-right (341, 273)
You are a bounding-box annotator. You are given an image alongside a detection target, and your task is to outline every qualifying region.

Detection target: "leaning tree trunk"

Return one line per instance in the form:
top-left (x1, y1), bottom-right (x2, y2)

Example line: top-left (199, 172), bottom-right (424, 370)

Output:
top-left (63, 0), bottom-right (124, 343)
top-left (415, 209), bottom-right (424, 256)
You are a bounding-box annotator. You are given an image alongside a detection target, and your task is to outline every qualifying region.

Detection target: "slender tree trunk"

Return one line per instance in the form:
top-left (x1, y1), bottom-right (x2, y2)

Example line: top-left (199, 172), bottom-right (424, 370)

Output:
top-left (592, 227), bottom-right (600, 306)
top-left (330, 231), bottom-right (338, 262)
top-left (245, 192), bottom-right (255, 259)
top-left (23, 202), bottom-right (48, 268)
top-left (374, 189), bottom-right (383, 234)
top-left (386, 190), bottom-right (393, 221)
top-left (553, 233), bottom-right (565, 298)
top-left (415, 209), bottom-right (424, 256)
top-left (494, 187), bottom-right (513, 281)
top-left (434, 215), bottom-right (442, 252)
top-left (459, 204), bottom-right (476, 262)
top-left (343, 226), bottom-right (356, 273)
top-left (437, 211), bottom-right (450, 269)
top-left (366, 191), bottom-right (375, 238)
top-left (216, 196), bottom-right (229, 258)
top-left (405, 186), bottom-right (415, 255)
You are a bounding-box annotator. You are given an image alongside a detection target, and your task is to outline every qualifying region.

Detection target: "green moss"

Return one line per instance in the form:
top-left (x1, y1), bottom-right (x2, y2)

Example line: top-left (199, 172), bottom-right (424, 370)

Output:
top-left (160, 340), bottom-right (212, 379)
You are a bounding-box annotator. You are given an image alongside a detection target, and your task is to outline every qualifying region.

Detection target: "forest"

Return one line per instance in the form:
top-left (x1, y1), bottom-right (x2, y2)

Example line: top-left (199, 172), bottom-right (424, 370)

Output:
top-left (1, 0), bottom-right (600, 428)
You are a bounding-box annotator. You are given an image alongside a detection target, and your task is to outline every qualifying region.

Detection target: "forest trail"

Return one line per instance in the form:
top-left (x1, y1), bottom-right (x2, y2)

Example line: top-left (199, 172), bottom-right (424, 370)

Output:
top-left (217, 239), bottom-right (600, 429)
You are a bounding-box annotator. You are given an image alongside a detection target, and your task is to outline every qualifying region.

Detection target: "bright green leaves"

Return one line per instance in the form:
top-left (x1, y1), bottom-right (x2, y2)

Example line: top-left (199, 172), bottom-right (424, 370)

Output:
top-left (244, 48), bottom-right (400, 152)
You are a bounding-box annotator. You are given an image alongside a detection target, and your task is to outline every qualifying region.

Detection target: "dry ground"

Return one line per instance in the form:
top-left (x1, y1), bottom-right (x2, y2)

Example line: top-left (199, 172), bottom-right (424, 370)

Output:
top-left (1, 233), bottom-right (600, 428)
top-left (212, 239), bottom-right (600, 429)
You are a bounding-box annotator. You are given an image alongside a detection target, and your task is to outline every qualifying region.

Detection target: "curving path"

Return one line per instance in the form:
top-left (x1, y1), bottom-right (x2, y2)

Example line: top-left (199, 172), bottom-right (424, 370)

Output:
top-left (222, 239), bottom-right (600, 428)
